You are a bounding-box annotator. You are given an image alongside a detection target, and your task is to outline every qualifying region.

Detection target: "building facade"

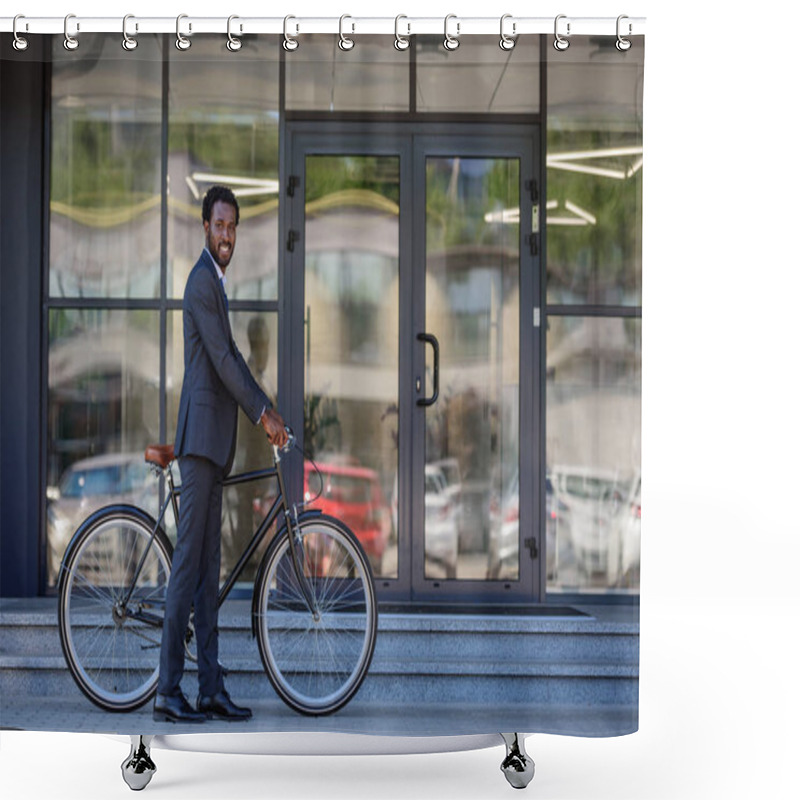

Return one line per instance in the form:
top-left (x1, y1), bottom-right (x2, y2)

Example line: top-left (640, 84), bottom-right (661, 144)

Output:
top-left (1, 32), bottom-right (643, 605)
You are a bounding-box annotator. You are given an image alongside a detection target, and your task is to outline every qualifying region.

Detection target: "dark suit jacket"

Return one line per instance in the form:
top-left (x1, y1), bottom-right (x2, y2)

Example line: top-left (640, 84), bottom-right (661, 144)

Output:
top-left (174, 249), bottom-right (270, 475)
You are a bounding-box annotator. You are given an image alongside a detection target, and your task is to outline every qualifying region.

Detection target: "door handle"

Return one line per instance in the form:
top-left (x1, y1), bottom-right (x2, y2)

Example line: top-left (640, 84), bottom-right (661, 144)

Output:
top-left (416, 332), bottom-right (439, 407)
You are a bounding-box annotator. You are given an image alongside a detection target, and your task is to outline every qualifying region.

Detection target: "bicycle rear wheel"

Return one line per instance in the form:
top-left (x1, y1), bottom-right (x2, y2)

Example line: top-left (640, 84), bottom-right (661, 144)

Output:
top-left (254, 514), bottom-right (377, 715)
top-left (58, 506), bottom-right (172, 712)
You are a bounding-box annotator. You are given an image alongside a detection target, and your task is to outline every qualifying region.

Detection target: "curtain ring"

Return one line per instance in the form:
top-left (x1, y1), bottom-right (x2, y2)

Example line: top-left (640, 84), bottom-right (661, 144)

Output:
top-left (499, 14), bottom-right (517, 51)
top-left (394, 14), bottom-right (410, 51)
top-left (616, 15), bottom-right (632, 51)
top-left (227, 15), bottom-right (242, 52)
top-left (553, 14), bottom-right (570, 51)
top-left (122, 15), bottom-right (138, 51)
top-left (12, 15), bottom-right (29, 51)
top-left (175, 14), bottom-right (191, 51)
top-left (338, 14), bottom-right (355, 51)
top-left (63, 14), bottom-right (79, 51)
top-left (283, 15), bottom-right (299, 51)
top-left (443, 14), bottom-right (460, 51)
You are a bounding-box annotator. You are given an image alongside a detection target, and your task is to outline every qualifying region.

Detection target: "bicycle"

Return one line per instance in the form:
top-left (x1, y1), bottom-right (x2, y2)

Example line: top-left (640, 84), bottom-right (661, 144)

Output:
top-left (56, 429), bottom-right (378, 717)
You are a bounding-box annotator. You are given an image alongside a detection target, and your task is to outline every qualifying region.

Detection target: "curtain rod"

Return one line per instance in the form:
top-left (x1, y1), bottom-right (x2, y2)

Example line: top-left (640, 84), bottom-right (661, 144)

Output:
top-left (3, 15), bottom-right (646, 42)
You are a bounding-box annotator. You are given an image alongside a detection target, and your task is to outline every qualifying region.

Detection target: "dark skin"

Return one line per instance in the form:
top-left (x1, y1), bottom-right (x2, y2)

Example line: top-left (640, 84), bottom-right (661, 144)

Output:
top-left (203, 200), bottom-right (288, 448)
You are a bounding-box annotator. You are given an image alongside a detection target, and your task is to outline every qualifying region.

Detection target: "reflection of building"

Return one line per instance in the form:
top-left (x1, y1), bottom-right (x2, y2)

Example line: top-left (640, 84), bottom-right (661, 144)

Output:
top-left (2, 32), bottom-right (642, 605)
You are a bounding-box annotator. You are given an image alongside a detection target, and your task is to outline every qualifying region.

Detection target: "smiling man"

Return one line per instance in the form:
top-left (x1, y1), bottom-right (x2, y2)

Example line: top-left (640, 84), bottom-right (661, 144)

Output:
top-left (154, 186), bottom-right (288, 724)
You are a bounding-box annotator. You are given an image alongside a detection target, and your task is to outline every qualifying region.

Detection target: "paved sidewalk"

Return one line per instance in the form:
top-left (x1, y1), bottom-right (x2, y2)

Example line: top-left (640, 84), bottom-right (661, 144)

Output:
top-left (1, 692), bottom-right (634, 739)
top-left (1, 597), bottom-right (638, 739)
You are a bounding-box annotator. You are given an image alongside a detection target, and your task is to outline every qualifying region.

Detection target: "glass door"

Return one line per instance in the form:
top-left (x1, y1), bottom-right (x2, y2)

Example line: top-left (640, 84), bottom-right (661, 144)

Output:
top-left (411, 135), bottom-right (538, 600)
top-left (288, 124), bottom-right (540, 602)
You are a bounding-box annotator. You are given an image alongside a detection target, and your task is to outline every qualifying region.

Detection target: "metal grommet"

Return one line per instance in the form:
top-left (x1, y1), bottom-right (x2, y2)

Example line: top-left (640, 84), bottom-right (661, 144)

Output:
top-left (63, 14), bottom-right (79, 51)
top-left (227, 15), bottom-right (242, 52)
top-left (443, 14), bottom-right (460, 51)
top-left (394, 14), bottom-right (410, 51)
top-left (12, 15), bottom-right (29, 51)
top-left (338, 14), bottom-right (354, 51)
top-left (499, 14), bottom-right (517, 51)
top-left (175, 14), bottom-right (191, 51)
top-left (553, 14), bottom-right (570, 51)
top-left (616, 15), bottom-right (632, 51)
top-left (283, 15), bottom-right (299, 52)
top-left (122, 14), bottom-right (138, 51)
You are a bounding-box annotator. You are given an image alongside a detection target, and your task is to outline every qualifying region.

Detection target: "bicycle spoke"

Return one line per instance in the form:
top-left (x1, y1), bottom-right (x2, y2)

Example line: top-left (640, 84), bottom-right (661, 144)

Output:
top-left (59, 511), bottom-right (170, 711)
top-left (256, 519), bottom-right (376, 715)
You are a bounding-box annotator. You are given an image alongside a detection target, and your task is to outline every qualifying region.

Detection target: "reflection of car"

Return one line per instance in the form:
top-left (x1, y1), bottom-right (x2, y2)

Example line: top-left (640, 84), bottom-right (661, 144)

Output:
top-left (46, 453), bottom-right (156, 584)
top-left (554, 467), bottom-right (626, 578)
top-left (487, 471), bottom-right (566, 581)
top-left (487, 469), bottom-right (519, 580)
top-left (607, 473), bottom-right (641, 588)
top-left (304, 461), bottom-right (391, 574)
top-left (424, 465), bottom-right (458, 579)
top-left (429, 457), bottom-right (465, 546)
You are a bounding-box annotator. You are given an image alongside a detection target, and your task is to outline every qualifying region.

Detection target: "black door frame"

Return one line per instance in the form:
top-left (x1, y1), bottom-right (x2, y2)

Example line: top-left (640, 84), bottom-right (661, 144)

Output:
top-left (283, 120), bottom-right (543, 604)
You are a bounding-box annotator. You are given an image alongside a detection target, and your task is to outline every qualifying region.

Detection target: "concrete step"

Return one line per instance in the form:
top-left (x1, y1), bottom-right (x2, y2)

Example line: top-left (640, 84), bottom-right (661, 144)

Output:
top-left (0, 598), bottom-right (638, 710)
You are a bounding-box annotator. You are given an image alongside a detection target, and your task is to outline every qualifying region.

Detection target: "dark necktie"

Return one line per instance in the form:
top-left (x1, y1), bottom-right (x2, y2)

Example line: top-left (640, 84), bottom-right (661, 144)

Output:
top-left (220, 278), bottom-right (229, 313)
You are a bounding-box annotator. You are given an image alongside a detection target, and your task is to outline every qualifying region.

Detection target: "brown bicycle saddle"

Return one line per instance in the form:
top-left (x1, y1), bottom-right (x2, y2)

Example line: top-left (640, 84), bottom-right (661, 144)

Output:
top-left (144, 444), bottom-right (175, 469)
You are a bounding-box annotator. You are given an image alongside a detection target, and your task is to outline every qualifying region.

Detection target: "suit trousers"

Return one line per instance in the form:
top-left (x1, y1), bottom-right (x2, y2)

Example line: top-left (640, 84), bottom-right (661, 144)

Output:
top-left (158, 454), bottom-right (225, 699)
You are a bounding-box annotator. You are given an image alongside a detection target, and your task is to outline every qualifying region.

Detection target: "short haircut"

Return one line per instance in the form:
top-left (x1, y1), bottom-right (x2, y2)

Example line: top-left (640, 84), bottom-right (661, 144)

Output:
top-left (202, 185), bottom-right (240, 226)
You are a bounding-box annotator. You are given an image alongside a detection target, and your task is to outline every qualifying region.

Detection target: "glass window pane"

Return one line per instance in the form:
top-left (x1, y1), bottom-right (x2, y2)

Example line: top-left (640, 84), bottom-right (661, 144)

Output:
top-left (304, 156), bottom-right (399, 580)
top-left (416, 36), bottom-right (539, 113)
top-left (546, 316), bottom-right (641, 594)
top-left (168, 38), bottom-right (281, 300)
top-left (229, 312), bottom-right (280, 580)
top-left (286, 35), bottom-right (410, 112)
top-left (166, 310), bottom-right (279, 580)
top-left (49, 35), bottom-right (162, 299)
top-left (425, 157), bottom-right (520, 581)
top-left (46, 309), bottom-right (160, 586)
top-left (546, 38), bottom-right (644, 305)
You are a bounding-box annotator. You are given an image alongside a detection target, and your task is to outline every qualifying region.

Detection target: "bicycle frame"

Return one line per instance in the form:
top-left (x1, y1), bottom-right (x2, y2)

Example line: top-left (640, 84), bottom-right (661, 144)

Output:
top-left (122, 442), bottom-right (318, 624)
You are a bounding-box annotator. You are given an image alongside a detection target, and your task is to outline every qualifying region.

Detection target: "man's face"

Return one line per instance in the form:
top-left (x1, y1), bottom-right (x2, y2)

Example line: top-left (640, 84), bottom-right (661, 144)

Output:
top-left (204, 201), bottom-right (237, 269)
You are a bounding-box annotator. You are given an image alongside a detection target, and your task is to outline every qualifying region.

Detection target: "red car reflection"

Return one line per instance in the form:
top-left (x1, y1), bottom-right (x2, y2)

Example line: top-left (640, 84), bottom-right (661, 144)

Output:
top-left (303, 461), bottom-right (391, 574)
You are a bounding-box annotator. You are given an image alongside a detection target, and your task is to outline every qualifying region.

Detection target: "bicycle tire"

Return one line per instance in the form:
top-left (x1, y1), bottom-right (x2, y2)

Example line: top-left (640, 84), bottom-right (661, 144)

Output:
top-left (58, 505), bottom-right (172, 712)
top-left (254, 514), bottom-right (378, 715)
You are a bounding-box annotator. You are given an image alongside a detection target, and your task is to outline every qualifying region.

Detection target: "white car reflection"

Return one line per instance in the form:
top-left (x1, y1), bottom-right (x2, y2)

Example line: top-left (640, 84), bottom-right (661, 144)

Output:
top-left (487, 471), bottom-right (567, 581)
top-left (606, 473), bottom-right (641, 588)
top-left (46, 453), bottom-right (157, 585)
top-left (553, 466), bottom-right (628, 579)
top-left (429, 458), bottom-right (465, 547)
top-left (389, 465), bottom-right (460, 579)
top-left (424, 465), bottom-right (458, 579)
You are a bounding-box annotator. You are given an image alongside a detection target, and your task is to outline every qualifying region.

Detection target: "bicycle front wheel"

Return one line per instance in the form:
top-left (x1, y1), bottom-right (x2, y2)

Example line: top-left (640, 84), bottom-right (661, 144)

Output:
top-left (254, 515), bottom-right (377, 715)
top-left (58, 506), bottom-right (172, 712)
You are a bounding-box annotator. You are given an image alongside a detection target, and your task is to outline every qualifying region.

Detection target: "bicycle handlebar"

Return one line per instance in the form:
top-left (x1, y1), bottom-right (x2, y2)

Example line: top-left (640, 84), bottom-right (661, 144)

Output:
top-left (271, 425), bottom-right (296, 456)
top-left (282, 425), bottom-right (296, 452)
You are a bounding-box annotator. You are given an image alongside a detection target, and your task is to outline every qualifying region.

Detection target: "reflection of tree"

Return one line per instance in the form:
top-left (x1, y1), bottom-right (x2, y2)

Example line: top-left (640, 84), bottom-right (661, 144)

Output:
top-left (426, 158), bottom-right (518, 252)
top-left (47, 312), bottom-right (159, 482)
top-left (547, 131), bottom-right (643, 302)
top-left (51, 118), bottom-right (160, 210)
top-left (304, 393), bottom-right (341, 460)
top-left (305, 156), bottom-right (400, 206)
top-left (428, 386), bottom-right (493, 483)
top-left (380, 403), bottom-right (399, 452)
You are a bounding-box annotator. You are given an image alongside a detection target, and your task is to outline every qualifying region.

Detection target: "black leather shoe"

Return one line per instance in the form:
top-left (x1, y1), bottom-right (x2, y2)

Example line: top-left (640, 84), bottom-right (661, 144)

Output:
top-left (197, 689), bottom-right (252, 721)
top-left (153, 692), bottom-right (206, 723)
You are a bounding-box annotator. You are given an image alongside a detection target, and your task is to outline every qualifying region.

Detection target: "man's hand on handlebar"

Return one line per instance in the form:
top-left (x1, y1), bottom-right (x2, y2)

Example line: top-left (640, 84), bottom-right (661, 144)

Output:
top-left (260, 408), bottom-right (289, 448)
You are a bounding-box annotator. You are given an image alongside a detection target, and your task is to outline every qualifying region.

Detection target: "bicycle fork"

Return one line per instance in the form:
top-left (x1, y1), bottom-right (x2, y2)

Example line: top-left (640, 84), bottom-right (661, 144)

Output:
top-left (274, 444), bottom-right (320, 620)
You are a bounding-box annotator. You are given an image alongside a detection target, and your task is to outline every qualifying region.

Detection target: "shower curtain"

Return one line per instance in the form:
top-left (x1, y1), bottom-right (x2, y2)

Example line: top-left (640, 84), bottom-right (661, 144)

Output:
top-left (0, 14), bottom-right (644, 744)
